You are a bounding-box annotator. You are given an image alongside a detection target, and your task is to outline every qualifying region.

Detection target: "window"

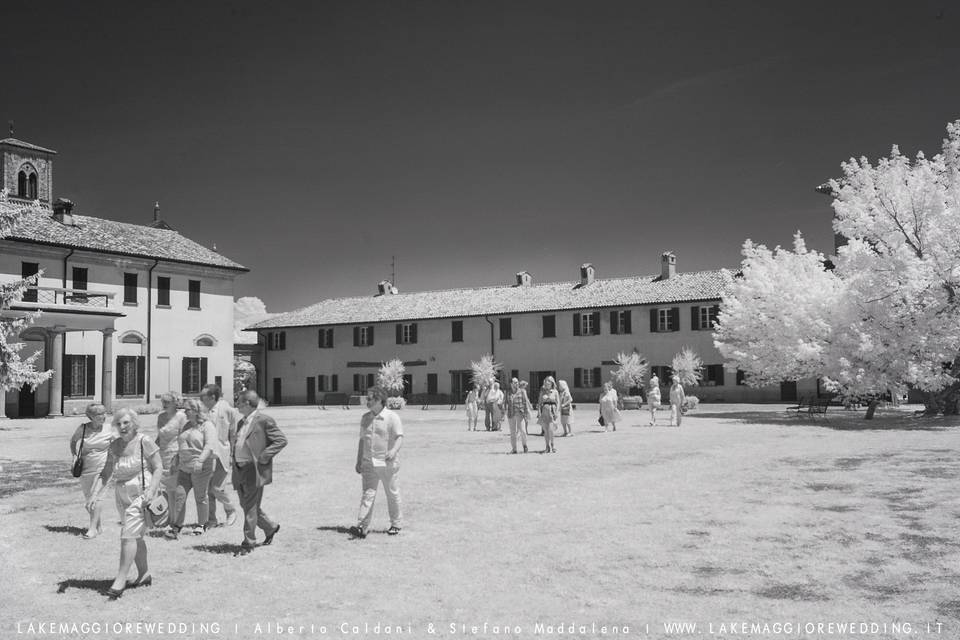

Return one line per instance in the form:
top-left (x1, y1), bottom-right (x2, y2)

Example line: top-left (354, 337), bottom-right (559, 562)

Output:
top-left (156, 276), bottom-right (170, 306)
top-left (702, 364), bottom-right (725, 387)
top-left (120, 332), bottom-right (144, 344)
top-left (736, 369), bottom-right (747, 386)
top-left (318, 375), bottom-right (327, 391)
top-left (650, 307), bottom-right (680, 332)
top-left (267, 331), bottom-right (286, 351)
top-left (123, 273), bottom-right (138, 305)
top-left (651, 365), bottom-right (673, 385)
top-left (195, 335), bottom-right (215, 347)
top-left (395, 322), bottom-right (418, 344)
top-left (610, 310), bottom-right (632, 335)
top-left (542, 315), bottom-right (556, 338)
top-left (331, 374), bottom-right (339, 391)
top-left (427, 373), bottom-right (438, 395)
top-left (353, 325), bottom-right (375, 347)
top-left (318, 328), bottom-right (334, 348)
top-left (574, 367), bottom-right (602, 388)
top-left (451, 320), bottom-right (463, 343)
top-left (353, 373), bottom-right (376, 393)
top-left (306, 377), bottom-right (317, 405)
top-left (18, 171), bottom-right (27, 198)
top-left (188, 280), bottom-right (201, 309)
top-left (21, 262), bottom-right (39, 302)
top-left (692, 305), bottom-right (720, 331)
top-left (64, 354), bottom-right (96, 397)
top-left (28, 173), bottom-right (37, 199)
top-left (181, 357), bottom-right (208, 394)
top-left (499, 318), bottom-right (512, 340)
top-left (116, 356), bottom-right (145, 396)
top-left (573, 312), bottom-right (601, 336)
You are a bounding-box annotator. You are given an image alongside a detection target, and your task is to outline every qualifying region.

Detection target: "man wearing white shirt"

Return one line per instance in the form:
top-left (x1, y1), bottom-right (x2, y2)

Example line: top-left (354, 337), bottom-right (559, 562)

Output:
top-left (200, 384), bottom-right (239, 528)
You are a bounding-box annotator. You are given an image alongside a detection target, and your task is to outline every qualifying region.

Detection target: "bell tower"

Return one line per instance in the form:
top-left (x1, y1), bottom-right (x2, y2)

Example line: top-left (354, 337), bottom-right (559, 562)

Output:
top-left (1, 126), bottom-right (56, 207)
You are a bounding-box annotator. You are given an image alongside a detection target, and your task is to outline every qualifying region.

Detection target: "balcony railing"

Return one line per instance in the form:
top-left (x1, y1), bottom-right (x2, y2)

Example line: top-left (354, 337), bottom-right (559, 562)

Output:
top-left (18, 286), bottom-right (115, 309)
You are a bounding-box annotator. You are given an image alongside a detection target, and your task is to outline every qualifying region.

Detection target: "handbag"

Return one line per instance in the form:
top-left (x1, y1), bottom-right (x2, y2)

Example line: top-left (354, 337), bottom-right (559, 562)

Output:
top-left (140, 440), bottom-right (169, 528)
top-left (71, 423), bottom-right (87, 478)
top-left (598, 414), bottom-right (605, 426)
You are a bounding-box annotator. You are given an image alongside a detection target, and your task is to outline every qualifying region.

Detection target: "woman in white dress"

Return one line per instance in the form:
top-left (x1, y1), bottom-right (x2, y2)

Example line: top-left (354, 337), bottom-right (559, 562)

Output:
top-left (465, 386), bottom-right (480, 431)
top-left (69, 403), bottom-right (114, 539)
top-left (598, 382), bottom-right (621, 432)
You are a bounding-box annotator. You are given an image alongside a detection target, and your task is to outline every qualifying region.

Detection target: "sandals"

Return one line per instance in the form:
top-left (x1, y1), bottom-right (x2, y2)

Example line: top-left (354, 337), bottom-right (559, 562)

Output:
top-left (387, 526), bottom-right (401, 536)
top-left (103, 587), bottom-right (124, 600)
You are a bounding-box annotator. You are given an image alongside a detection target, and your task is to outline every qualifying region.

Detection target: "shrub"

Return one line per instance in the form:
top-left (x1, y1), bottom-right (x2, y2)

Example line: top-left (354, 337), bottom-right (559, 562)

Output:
top-left (377, 359), bottom-right (406, 396)
top-left (682, 396), bottom-right (700, 412)
top-left (132, 404), bottom-right (161, 415)
top-left (386, 396), bottom-right (407, 410)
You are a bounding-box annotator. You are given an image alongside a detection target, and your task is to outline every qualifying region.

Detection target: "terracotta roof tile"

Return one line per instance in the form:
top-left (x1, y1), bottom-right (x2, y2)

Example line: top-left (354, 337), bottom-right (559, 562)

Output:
top-left (7, 209), bottom-right (247, 271)
top-left (250, 270), bottom-right (728, 329)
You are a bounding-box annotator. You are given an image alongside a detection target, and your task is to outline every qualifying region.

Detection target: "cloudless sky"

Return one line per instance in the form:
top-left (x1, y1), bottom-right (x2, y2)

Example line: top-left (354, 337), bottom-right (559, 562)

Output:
top-left (2, 1), bottom-right (958, 311)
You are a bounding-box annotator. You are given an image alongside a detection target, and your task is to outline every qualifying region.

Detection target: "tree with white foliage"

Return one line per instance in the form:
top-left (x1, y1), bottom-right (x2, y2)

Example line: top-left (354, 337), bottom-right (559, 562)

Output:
top-left (0, 189), bottom-right (52, 394)
top-left (470, 354), bottom-right (502, 390)
top-left (671, 347), bottom-right (704, 387)
top-left (377, 358), bottom-right (406, 396)
top-left (610, 350), bottom-right (647, 394)
top-left (715, 120), bottom-right (960, 418)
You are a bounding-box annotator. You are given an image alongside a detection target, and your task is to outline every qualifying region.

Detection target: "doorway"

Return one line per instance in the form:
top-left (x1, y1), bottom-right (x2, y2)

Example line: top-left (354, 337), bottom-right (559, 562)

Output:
top-left (18, 384), bottom-right (36, 417)
top-left (780, 381), bottom-right (798, 402)
top-left (273, 378), bottom-right (282, 405)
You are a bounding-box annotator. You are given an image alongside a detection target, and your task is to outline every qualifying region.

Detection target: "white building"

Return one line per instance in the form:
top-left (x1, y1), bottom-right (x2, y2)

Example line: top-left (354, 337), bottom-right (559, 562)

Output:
top-left (247, 254), bottom-right (817, 405)
top-left (0, 137), bottom-right (248, 417)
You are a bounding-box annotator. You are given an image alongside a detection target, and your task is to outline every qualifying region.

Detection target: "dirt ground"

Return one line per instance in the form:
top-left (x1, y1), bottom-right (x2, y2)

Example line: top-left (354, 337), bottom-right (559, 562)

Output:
top-left (1, 403), bottom-right (959, 640)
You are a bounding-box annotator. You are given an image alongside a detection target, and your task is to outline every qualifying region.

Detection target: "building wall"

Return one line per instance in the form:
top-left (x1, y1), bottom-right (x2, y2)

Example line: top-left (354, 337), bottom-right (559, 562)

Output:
top-left (257, 302), bottom-right (801, 405)
top-left (2, 149), bottom-right (53, 203)
top-left (1, 241), bottom-right (239, 416)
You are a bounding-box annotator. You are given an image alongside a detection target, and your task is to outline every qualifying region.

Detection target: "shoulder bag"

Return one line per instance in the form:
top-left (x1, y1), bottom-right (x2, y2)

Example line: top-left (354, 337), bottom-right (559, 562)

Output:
top-left (71, 424), bottom-right (87, 478)
top-left (140, 439), bottom-right (169, 528)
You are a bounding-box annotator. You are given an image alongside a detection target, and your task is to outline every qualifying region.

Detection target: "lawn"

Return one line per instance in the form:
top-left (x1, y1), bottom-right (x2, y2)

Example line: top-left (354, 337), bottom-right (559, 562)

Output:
top-left (1, 403), bottom-right (959, 639)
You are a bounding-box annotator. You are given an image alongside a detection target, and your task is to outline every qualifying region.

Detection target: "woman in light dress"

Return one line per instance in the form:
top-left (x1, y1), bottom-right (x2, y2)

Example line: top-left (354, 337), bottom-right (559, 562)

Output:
top-left (465, 386), bottom-right (480, 431)
top-left (537, 376), bottom-right (560, 453)
top-left (669, 378), bottom-right (686, 427)
top-left (154, 392), bottom-right (186, 532)
top-left (648, 373), bottom-right (662, 426)
top-left (598, 382), bottom-right (621, 432)
top-left (558, 380), bottom-right (574, 437)
top-left (87, 408), bottom-right (163, 599)
top-left (69, 403), bottom-right (114, 539)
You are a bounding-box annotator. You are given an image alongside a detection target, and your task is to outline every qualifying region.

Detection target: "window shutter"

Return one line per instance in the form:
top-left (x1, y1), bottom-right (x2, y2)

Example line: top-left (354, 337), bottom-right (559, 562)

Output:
top-left (201, 358), bottom-right (208, 386)
top-left (331, 374), bottom-right (338, 391)
top-left (573, 313), bottom-right (581, 336)
top-left (624, 310), bottom-right (632, 334)
top-left (353, 374), bottom-right (360, 392)
top-left (182, 359), bottom-right (190, 393)
top-left (353, 327), bottom-right (360, 346)
top-left (63, 356), bottom-right (74, 396)
top-left (650, 309), bottom-right (657, 332)
top-left (137, 357), bottom-right (145, 395)
top-left (368, 325), bottom-right (375, 345)
top-left (267, 332), bottom-right (273, 351)
top-left (396, 324), bottom-right (403, 344)
top-left (609, 311), bottom-right (618, 334)
top-left (592, 311), bottom-right (601, 335)
top-left (592, 367), bottom-right (601, 387)
top-left (411, 323), bottom-right (418, 344)
top-left (671, 307), bottom-right (680, 331)
top-left (367, 373), bottom-right (375, 388)
top-left (85, 355), bottom-right (96, 396)
top-left (574, 368), bottom-right (582, 388)
top-left (715, 365), bottom-right (725, 386)
top-left (318, 330), bottom-right (323, 348)
top-left (711, 305), bottom-right (721, 328)
top-left (691, 306), bottom-right (700, 331)
top-left (279, 332), bottom-right (286, 350)
top-left (116, 361), bottom-right (123, 396)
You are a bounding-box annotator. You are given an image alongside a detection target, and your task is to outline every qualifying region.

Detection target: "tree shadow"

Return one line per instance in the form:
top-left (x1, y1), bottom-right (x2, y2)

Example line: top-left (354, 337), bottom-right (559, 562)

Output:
top-left (192, 542), bottom-right (245, 555)
top-left (43, 525), bottom-right (87, 537)
top-left (57, 577), bottom-right (112, 594)
top-left (689, 410), bottom-right (958, 431)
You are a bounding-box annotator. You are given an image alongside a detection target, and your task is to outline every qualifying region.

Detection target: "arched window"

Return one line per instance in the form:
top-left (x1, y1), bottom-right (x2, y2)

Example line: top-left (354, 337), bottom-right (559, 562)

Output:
top-left (195, 335), bottom-right (216, 347)
top-left (17, 171), bottom-right (27, 198)
top-left (28, 173), bottom-right (38, 199)
top-left (120, 331), bottom-right (145, 344)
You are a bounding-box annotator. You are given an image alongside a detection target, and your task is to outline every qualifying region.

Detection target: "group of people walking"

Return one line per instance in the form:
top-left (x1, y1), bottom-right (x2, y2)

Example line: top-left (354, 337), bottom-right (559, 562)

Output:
top-left (464, 373), bottom-right (688, 451)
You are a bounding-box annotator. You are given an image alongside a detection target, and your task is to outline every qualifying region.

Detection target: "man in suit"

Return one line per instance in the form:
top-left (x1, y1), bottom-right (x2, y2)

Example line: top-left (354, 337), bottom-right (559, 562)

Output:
top-left (230, 390), bottom-right (287, 555)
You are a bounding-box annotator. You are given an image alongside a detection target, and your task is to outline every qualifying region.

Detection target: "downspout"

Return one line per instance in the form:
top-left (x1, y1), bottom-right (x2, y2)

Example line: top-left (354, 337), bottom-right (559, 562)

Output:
top-left (484, 315), bottom-right (495, 357)
top-left (259, 331), bottom-right (267, 399)
top-left (58, 249), bottom-right (75, 416)
top-left (146, 259), bottom-right (159, 404)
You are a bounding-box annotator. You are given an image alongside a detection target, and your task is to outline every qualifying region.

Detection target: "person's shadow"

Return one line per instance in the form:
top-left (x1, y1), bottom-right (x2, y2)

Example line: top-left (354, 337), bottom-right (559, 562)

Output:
top-left (57, 578), bottom-right (112, 594)
top-left (44, 525), bottom-right (86, 537)
top-left (316, 525), bottom-right (356, 537)
top-left (192, 543), bottom-right (245, 555)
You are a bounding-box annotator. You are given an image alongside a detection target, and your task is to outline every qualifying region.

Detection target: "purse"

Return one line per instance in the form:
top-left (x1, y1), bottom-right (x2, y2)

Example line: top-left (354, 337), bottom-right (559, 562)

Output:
top-left (140, 440), bottom-right (170, 528)
top-left (71, 423), bottom-right (87, 478)
top-left (598, 414), bottom-right (605, 426)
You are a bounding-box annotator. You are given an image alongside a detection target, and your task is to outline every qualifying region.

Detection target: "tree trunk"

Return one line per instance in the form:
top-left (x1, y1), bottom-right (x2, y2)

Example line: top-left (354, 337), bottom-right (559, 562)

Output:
top-left (864, 399), bottom-right (879, 420)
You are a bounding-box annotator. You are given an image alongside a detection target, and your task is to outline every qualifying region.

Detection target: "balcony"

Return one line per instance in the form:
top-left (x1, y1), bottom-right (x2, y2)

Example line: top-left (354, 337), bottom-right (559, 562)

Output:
top-left (18, 286), bottom-right (115, 309)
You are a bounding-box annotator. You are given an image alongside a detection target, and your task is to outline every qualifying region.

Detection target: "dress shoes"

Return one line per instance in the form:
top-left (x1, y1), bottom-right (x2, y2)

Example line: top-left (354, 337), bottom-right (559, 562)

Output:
top-left (263, 524), bottom-right (280, 546)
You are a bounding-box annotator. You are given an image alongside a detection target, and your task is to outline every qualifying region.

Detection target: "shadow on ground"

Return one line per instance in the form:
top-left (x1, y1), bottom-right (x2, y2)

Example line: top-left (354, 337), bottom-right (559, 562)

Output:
top-left (192, 543), bottom-right (245, 555)
top-left (0, 460), bottom-right (75, 498)
top-left (57, 578), bottom-right (112, 594)
top-left (43, 524), bottom-right (87, 537)
top-left (689, 410), bottom-right (959, 431)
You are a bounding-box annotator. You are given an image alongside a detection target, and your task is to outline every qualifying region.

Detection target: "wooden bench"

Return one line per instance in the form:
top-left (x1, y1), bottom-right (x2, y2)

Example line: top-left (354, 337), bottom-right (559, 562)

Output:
top-left (319, 392), bottom-right (351, 409)
top-left (787, 397), bottom-right (830, 418)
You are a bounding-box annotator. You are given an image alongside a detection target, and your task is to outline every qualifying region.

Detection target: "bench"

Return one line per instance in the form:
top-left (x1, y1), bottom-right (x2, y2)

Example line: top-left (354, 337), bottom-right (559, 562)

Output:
top-left (787, 397), bottom-right (830, 419)
top-left (319, 393), bottom-right (351, 409)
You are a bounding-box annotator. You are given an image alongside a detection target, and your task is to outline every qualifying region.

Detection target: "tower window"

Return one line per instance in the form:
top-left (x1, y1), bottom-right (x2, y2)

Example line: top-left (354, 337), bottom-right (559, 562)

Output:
top-left (18, 171), bottom-right (27, 198)
top-left (28, 173), bottom-right (38, 199)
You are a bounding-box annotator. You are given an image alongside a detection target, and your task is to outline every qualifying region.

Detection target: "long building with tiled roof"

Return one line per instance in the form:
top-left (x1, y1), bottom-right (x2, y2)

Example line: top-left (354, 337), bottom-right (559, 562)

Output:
top-left (245, 255), bottom-right (812, 406)
top-left (1, 136), bottom-right (246, 418)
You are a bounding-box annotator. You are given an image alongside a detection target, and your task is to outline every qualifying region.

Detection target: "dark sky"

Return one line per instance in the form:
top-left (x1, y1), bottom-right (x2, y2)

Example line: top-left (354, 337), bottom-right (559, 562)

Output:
top-left (3, 1), bottom-right (957, 311)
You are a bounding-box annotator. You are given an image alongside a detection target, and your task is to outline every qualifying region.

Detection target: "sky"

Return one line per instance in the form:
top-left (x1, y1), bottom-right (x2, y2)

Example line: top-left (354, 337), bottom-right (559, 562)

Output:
top-left (2, 1), bottom-right (958, 312)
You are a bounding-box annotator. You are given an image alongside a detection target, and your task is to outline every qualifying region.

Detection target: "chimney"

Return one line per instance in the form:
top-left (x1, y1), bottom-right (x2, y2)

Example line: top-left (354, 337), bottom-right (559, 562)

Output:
top-left (52, 198), bottom-right (75, 225)
top-left (579, 263), bottom-right (595, 286)
top-left (660, 251), bottom-right (677, 280)
top-left (377, 280), bottom-right (398, 296)
top-left (154, 201), bottom-right (160, 222)
top-left (515, 271), bottom-right (532, 287)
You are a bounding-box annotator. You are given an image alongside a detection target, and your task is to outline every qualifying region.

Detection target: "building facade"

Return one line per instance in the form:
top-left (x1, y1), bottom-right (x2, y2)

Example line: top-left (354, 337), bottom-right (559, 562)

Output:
top-left (248, 254), bottom-right (815, 405)
top-left (0, 137), bottom-right (248, 418)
